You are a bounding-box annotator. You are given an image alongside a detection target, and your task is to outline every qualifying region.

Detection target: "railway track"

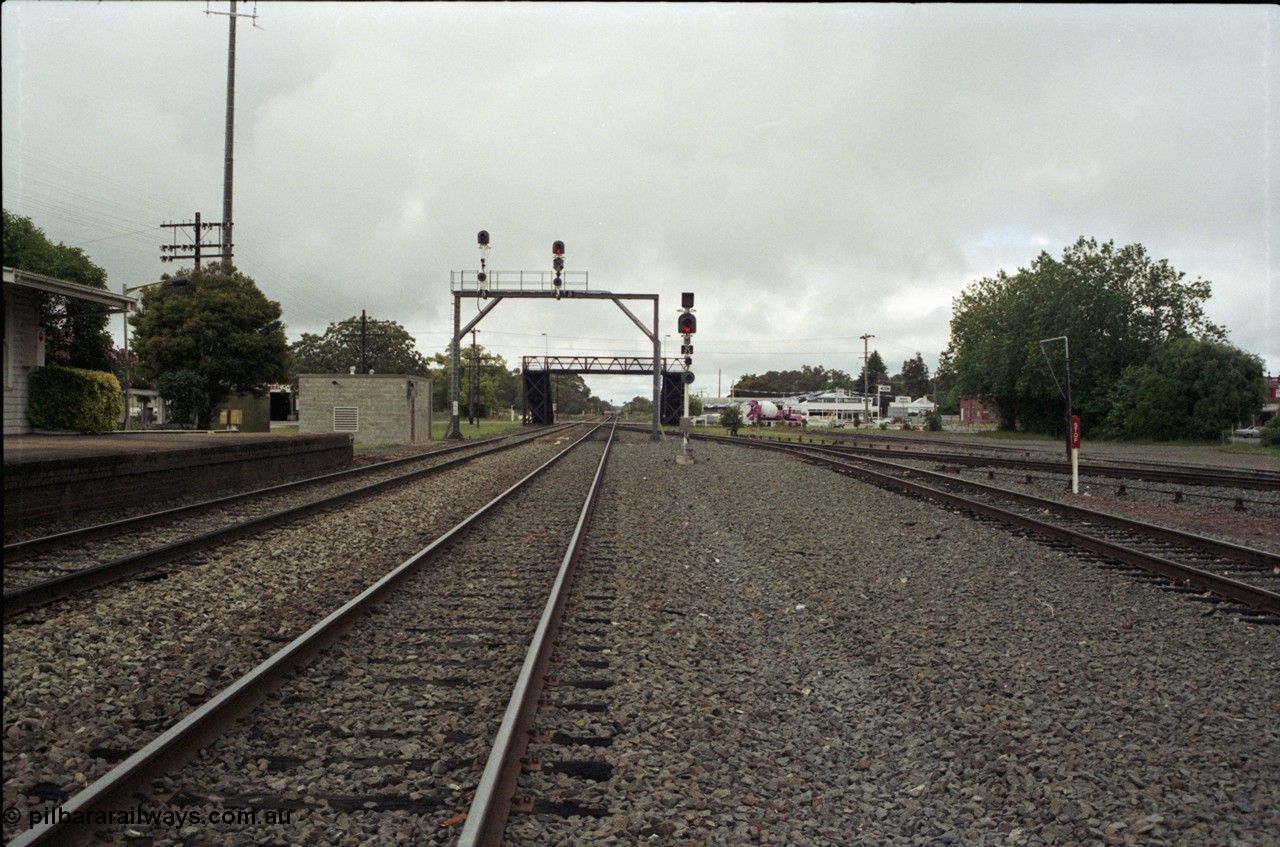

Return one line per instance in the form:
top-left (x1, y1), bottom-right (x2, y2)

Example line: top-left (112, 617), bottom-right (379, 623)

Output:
top-left (2, 426), bottom-right (579, 616)
top-left (670, 429), bottom-right (1280, 619)
top-left (6, 430), bottom-right (1276, 846)
top-left (738, 429), bottom-right (1280, 491)
top-left (9, 421), bottom-right (615, 847)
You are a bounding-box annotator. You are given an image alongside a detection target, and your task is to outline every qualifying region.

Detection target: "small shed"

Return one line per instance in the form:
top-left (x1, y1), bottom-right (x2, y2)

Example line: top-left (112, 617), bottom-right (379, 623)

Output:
top-left (3, 267), bottom-right (136, 436)
top-left (298, 373), bottom-right (432, 445)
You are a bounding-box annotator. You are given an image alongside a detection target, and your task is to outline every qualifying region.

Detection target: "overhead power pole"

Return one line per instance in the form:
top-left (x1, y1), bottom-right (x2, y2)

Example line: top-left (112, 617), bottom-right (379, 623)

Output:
top-left (341, 310), bottom-right (387, 374)
top-left (205, 1), bottom-right (260, 264)
top-left (222, 0), bottom-right (236, 263)
top-left (160, 212), bottom-right (226, 267)
top-left (861, 333), bottom-right (875, 426)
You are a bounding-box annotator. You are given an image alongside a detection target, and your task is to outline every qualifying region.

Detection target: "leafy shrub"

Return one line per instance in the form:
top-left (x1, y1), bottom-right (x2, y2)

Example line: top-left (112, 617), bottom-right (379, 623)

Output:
top-left (923, 410), bottom-right (944, 432)
top-left (27, 365), bottom-right (122, 434)
top-left (1261, 415), bottom-right (1280, 447)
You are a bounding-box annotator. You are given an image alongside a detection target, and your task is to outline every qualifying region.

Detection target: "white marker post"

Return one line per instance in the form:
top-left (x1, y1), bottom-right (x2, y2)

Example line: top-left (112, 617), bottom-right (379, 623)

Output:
top-left (1070, 415), bottom-right (1081, 494)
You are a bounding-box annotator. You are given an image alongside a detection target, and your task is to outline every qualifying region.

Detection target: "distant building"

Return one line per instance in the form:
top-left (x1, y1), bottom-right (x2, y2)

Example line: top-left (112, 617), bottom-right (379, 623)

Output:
top-left (298, 373), bottom-right (432, 445)
top-left (887, 395), bottom-right (938, 419)
top-left (959, 396), bottom-right (996, 424)
top-left (211, 393), bottom-right (271, 433)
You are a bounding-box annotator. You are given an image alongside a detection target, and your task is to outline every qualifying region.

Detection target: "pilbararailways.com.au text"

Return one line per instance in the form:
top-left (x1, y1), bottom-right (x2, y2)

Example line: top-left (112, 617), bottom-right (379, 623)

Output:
top-left (22, 804), bottom-right (293, 829)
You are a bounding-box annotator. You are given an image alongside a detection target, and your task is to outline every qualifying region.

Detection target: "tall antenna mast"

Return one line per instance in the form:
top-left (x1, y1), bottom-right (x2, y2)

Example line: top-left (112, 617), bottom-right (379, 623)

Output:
top-left (205, 1), bottom-right (260, 265)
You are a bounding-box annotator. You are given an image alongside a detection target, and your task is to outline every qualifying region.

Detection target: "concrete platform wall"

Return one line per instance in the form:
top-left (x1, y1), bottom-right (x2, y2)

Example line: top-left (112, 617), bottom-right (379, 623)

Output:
top-left (4, 433), bottom-right (353, 532)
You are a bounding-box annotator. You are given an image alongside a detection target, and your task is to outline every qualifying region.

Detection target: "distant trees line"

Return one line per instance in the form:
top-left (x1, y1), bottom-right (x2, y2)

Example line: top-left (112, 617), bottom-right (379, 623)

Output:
top-left (947, 237), bottom-right (1264, 440)
top-left (730, 238), bottom-right (1266, 441)
top-left (5, 209), bottom-right (1266, 440)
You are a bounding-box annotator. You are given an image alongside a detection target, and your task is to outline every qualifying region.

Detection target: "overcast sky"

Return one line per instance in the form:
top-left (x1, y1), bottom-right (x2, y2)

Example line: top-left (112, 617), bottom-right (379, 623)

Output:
top-left (4, 2), bottom-right (1276, 405)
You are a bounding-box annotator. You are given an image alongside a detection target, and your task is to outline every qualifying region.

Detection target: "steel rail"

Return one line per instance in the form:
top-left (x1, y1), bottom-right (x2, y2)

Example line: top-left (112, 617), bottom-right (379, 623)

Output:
top-left (7, 423), bottom-right (608, 847)
top-left (3, 425), bottom-right (580, 618)
top-left (4, 426), bottom-right (577, 561)
top-left (782, 442), bottom-right (1280, 571)
top-left (685, 431), bottom-right (1280, 616)
top-left (458, 420), bottom-right (616, 847)
top-left (801, 445), bottom-right (1280, 614)
top-left (743, 432), bottom-right (1280, 491)
top-left (818, 428), bottom-right (1280, 478)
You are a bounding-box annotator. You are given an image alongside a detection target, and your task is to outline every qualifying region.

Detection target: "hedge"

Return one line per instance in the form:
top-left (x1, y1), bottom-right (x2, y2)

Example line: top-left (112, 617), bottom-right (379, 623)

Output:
top-left (27, 365), bottom-right (123, 434)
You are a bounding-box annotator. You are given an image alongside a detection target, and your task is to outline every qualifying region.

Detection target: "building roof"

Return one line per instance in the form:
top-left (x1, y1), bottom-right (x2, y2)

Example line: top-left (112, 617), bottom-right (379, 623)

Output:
top-left (3, 266), bottom-right (136, 313)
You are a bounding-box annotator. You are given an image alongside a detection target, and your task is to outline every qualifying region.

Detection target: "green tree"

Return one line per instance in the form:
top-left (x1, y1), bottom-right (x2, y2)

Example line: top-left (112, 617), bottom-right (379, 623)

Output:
top-left (131, 262), bottom-right (292, 429)
top-left (899, 353), bottom-right (931, 398)
top-left (1260, 415), bottom-right (1280, 447)
top-left (3, 210), bottom-right (114, 371)
top-left (718, 404), bottom-right (744, 433)
top-left (735, 365), bottom-right (855, 395)
top-left (623, 395), bottom-right (653, 418)
top-left (156, 370), bottom-right (208, 429)
top-left (947, 237), bottom-right (1224, 434)
top-left (855, 351), bottom-right (890, 395)
top-left (291, 314), bottom-right (431, 378)
top-left (548, 373), bottom-right (604, 415)
top-left (933, 350), bottom-right (960, 414)
top-left (427, 347), bottom-right (520, 416)
top-left (1100, 338), bottom-right (1264, 441)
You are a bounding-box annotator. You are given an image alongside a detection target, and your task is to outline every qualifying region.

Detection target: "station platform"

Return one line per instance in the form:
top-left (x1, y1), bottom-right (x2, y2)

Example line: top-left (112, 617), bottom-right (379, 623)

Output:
top-left (4, 431), bottom-right (354, 534)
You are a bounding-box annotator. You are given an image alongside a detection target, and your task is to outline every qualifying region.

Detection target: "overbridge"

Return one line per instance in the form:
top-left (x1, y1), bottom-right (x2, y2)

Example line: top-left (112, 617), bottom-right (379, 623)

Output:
top-left (520, 356), bottom-right (688, 427)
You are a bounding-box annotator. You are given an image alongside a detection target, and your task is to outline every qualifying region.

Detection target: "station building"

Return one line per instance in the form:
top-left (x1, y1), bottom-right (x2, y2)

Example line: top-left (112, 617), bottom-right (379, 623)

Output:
top-left (3, 267), bottom-right (135, 437)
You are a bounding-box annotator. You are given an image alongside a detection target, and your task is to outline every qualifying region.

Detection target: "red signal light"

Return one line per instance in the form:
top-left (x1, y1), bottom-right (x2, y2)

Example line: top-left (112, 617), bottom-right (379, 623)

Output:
top-left (552, 240), bottom-right (565, 256)
top-left (677, 313), bottom-right (696, 335)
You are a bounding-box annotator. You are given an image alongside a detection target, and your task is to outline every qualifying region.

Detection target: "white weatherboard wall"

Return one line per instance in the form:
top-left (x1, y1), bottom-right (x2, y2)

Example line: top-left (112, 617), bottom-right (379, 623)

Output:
top-left (3, 283), bottom-right (43, 435)
top-left (298, 374), bottom-right (432, 445)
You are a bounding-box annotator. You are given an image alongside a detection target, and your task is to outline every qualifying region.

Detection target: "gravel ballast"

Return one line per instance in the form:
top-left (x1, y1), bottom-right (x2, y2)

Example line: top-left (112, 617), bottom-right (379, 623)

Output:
top-left (5, 430), bottom-right (1276, 846)
top-left (511, 433), bottom-right (1279, 846)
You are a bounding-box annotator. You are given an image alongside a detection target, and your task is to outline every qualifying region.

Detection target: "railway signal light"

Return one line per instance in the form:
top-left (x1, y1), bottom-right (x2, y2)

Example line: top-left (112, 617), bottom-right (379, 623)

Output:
top-left (677, 312), bottom-right (696, 335)
top-left (477, 230), bottom-right (491, 288)
top-left (682, 291), bottom-right (694, 309)
top-left (551, 240), bottom-right (565, 296)
top-left (682, 370), bottom-right (695, 385)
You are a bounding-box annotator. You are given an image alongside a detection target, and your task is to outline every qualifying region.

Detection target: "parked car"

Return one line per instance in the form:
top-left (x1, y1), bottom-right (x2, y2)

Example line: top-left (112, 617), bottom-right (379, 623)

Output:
top-left (1234, 426), bottom-right (1261, 438)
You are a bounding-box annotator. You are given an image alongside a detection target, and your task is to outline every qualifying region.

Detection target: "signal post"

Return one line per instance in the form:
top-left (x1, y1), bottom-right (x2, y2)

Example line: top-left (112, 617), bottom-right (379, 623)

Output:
top-left (447, 232), bottom-right (664, 440)
top-left (676, 292), bottom-right (696, 464)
